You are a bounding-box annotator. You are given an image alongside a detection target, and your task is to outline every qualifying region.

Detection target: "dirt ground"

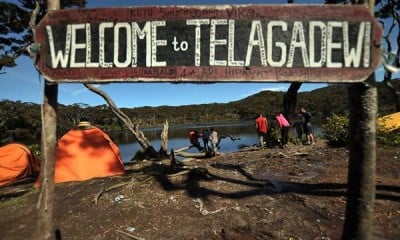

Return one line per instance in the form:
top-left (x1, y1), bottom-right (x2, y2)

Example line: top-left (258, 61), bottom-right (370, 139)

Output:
top-left (1, 141), bottom-right (399, 240)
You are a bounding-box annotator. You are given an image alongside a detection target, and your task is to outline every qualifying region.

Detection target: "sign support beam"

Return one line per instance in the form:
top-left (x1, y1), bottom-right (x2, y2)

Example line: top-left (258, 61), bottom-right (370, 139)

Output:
top-left (342, 0), bottom-right (377, 239)
top-left (35, 0), bottom-right (59, 239)
top-left (31, 3), bottom-right (382, 239)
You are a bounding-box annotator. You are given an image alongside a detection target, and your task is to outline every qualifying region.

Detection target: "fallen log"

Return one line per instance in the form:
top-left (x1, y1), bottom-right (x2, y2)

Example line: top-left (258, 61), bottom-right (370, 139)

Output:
top-left (175, 151), bottom-right (220, 158)
top-left (116, 230), bottom-right (145, 240)
top-left (93, 182), bottom-right (130, 204)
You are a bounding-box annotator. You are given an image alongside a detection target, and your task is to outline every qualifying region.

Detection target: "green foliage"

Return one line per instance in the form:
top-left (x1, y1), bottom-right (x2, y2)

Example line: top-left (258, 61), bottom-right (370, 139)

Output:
top-left (323, 113), bottom-right (400, 148)
top-left (265, 123), bottom-right (280, 147)
top-left (0, 100), bottom-right (41, 144)
top-left (0, 0), bottom-right (87, 71)
top-left (264, 121), bottom-right (301, 147)
top-left (377, 130), bottom-right (400, 147)
top-left (29, 144), bottom-right (41, 156)
top-left (322, 114), bottom-right (349, 147)
top-left (1, 80), bottom-right (399, 146)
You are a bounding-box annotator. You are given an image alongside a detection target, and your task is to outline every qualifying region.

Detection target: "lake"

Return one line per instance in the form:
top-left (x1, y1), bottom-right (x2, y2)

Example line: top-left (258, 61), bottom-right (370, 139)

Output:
top-left (111, 121), bottom-right (323, 163)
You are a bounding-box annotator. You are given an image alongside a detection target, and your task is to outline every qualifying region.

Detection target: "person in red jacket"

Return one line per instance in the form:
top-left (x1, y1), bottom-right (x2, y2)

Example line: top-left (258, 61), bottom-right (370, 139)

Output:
top-left (255, 113), bottom-right (268, 148)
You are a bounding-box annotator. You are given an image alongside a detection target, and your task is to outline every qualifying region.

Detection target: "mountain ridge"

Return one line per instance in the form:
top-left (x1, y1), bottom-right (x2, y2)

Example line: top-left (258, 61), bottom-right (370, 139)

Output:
top-left (1, 80), bottom-right (399, 144)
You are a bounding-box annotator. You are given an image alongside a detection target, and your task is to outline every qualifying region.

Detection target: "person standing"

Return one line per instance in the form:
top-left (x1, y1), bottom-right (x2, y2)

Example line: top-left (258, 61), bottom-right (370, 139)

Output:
top-left (255, 113), bottom-right (268, 148)
top-left (300, 107), bottom-right (315, 145)
top-left (209, 127), bottom-right (218, 152)
top-left (275, 113), bottom-right (290, 148)
top-left (202, 129), bottom-right (210, 152)
top-left (189, 129), bottom-right (203, 151)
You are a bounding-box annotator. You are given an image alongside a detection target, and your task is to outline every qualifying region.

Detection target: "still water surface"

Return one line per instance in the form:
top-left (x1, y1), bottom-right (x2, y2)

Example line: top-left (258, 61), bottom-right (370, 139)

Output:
top-left (112, 121), bottom-right (255, 162)
top-left (111, 121), bottom-right (321, 163)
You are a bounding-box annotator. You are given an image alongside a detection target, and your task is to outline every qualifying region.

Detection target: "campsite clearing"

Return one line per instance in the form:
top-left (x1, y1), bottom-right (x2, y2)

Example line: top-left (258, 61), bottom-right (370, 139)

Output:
top-left (0, 141), bottom-right (399, 239)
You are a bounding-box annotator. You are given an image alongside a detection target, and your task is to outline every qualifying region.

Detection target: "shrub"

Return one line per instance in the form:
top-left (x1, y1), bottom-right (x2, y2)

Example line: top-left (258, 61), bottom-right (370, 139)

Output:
top-left (323, 113), bottom-right (400, 147)
top-left (265, 124), bottom-right (280, 147)
top-left (377, 118), bottom-right (400, 147)
top-left (322, 114), bottom-right (349, 147)
top-left (29, 144), bottom-right (41, 157)
top-left (266, 122), bottom-right (302, 147)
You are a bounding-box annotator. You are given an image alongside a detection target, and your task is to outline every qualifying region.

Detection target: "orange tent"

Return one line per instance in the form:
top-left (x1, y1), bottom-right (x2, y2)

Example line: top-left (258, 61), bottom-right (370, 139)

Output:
top-left (36, 126), bottom-right (125, 185)
top-left (0, 143), bottom-right (40, 186)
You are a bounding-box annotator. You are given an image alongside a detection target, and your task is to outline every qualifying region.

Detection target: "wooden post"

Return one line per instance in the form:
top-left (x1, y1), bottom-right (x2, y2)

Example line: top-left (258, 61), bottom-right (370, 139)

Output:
top-left (341, 1), bottom-right (377, 239)
top-left (35, 1), bottom-right (59, 239)
top-left (342, 77), bottom-right (377, 240)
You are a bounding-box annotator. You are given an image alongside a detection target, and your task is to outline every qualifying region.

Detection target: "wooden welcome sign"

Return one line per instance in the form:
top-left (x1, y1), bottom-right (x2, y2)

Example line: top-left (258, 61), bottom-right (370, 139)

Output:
top-left (34, 4), bottom-right (382, 83)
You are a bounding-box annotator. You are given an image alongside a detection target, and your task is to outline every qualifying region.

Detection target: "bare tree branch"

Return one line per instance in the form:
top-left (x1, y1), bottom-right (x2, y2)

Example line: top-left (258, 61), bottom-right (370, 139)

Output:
top-left (83, 84), bottom-right (159, 157)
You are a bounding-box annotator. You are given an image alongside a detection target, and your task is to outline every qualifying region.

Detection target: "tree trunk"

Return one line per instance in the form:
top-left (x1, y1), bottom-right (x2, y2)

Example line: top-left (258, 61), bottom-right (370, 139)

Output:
top-left (283, 83), bottom-right (302, 123)
top-left (83, 84), bottom-right (159, 157)
top-left (35, 83), bottom-right (58, 240)
top-left (341, 1), bottom-right (377, 238)
top-left (160, 120), bottom-right (169, 156)
top-left (34, 0), bottom-right (59, 239)
top-left (341, 77), bottom-right (377, 240)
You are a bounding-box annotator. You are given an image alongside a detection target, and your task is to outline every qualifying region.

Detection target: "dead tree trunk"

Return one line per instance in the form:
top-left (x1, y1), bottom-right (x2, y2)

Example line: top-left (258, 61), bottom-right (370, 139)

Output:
top-left (84, 84), bottom-right (160, 158)
top-left (160, 120), bottom-right (169, 156)
top-left (281, 0), bottom-right (302, 124)
top-left (283, 83), bottom-right (302, 123)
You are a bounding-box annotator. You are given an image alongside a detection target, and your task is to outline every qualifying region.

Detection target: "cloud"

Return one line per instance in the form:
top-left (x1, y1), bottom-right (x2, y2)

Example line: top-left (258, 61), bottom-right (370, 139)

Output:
top-left (260, 86), bottom-right (288, 92)
top-left (72, 84), bottom-right (102, 96)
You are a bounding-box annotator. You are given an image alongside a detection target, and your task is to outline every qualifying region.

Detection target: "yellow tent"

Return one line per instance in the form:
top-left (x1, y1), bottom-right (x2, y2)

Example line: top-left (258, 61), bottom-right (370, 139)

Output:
top-left (377, 112), bottom-right (400, 132)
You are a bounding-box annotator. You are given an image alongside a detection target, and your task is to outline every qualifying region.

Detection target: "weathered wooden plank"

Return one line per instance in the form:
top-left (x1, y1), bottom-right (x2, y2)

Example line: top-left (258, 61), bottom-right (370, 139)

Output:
top-left (35, 5), bottom-right (382, 83)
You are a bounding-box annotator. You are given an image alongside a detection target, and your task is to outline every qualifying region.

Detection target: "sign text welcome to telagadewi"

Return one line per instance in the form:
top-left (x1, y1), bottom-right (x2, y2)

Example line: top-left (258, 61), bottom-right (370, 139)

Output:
top-left (35, 5), bottom-right (382, 83)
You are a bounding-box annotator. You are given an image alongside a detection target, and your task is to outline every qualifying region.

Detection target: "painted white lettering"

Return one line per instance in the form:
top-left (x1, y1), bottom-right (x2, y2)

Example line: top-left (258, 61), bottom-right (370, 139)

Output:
top-left (327, 21), bottom-right (343, 68)
top-left (99, 22), bottom-right (113, 68)
top-left (131, 22), bottom-right (151, 67)
top-left (45, 19), bottom-right (372, 71)
top-left (113, 22), bottom-right (131, 68)
top-left (363, 22), bottom-right (371, 67)
top-left (151, 21), bottom-right (167, 67)
top-left (267, 21), bottom-right (287, 67)
top-left (180, 41), bottom-right (188, 51)
top-left (172, 36), bottom-right (180, 51)
top-left (228, 20), bottom-right (244, 66)
top-left (171, 36), bottom-right (188, 51)
top-left (245, 20), bottom-right (267, 66)
top-left (309, 21), bottom-right (327, 67)
top-left (210, 19), bottom-right (228, 66)
top-left (287, 21), bottom-right (309, 67)
top-left (46, 25), bottom-right (71, 68)
top-left (187, 19), bottom-right (210, 66)
top-left (85, 23), bottom-right (98, 67)
top-left (343, 22), bottom-right (365, 68)
top-left (70, 24), bottom-right (86, 68)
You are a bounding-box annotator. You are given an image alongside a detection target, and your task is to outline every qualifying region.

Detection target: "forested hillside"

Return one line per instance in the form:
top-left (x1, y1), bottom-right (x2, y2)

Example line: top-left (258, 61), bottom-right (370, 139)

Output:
top-left (1, 80), bottom-right (399, 144)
